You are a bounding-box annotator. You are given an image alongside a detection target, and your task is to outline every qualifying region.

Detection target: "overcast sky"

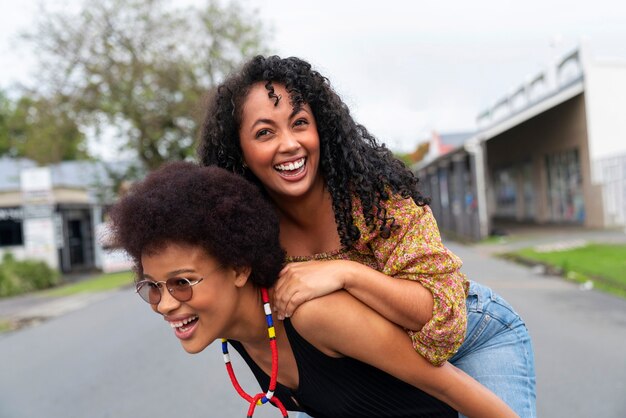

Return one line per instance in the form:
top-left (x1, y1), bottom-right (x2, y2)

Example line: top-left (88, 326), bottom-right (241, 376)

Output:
top-left (1, 0), bottom-right (626, 155)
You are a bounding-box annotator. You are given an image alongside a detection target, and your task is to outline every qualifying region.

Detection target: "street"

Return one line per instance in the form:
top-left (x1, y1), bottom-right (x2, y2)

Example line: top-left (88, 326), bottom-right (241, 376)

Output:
top-left (0, 290), bottom-right (276, 418)
top-left (448, 242), bottom-right (626, 418)
top-left (0, 242), bottom-right (625, 417)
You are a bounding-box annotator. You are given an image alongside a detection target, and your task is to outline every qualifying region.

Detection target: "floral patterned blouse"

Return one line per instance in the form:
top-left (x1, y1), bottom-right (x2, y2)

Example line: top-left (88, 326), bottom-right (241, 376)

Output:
top-left (286, 193), bottom-right (469, 366)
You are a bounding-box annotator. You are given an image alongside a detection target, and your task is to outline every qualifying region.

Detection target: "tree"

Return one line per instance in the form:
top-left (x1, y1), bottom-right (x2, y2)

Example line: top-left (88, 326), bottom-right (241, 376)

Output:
top-left (0, 90), bottom-right (89, 164)
top-left (0, 91), bottom-right (11, 156)
top-left (23, 0), bottom-right (268, 170)
top-left (394, 142), bottom-right (430, 168)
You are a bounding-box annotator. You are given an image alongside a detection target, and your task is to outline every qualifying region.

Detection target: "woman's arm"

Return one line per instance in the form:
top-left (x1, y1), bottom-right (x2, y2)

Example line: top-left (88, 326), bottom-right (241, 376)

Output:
top-left (275, 259), bottom-right (434, 329)
top-left (291, 290), bottom-right (518, 418)
top-left (274, 198), bottom-right (468, 365)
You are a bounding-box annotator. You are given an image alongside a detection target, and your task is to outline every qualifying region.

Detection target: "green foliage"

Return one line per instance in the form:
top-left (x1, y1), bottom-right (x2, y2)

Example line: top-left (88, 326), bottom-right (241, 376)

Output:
top-left (0, 253), bottom-right (60, 297)
top-left (0, 320), bottom-right (11, 333)
top-left (0, 91), bottom-right (11, 156)
top-left (394, 153), bottom-right (413, 167)
top-left (22, 0), bottom-right (268, 170)
top-left (0, 267), bottom-right (19, 297)
top-left (0, 94), bottom-right (89, 164)
top-left (394, 142), bottom-right (431, 168)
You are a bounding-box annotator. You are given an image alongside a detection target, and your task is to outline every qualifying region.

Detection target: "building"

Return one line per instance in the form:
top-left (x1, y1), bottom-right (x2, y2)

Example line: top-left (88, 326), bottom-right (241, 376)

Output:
top-left (0, 157), bottom-right (133, 273)
top-left (414, 137), bottom-right (482, 241)
top-left (415, 45), bottom-right (626, 240)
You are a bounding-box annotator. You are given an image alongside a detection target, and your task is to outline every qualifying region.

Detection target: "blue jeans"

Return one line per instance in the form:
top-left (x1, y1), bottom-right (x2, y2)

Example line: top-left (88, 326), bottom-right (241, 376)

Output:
top-left (450, 281), bottom-right (536, 418)
top-left (296, 281), bottom-right (536, 418)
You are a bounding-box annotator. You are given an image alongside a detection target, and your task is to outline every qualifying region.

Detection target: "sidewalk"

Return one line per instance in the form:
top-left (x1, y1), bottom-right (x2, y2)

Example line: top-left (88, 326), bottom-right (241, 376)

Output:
top-left (470, 224), bottom-right (626, 256)
top-left (0, 273), bottom-right (120, 332)
top-left (0, 291), bottom-right (113, 326)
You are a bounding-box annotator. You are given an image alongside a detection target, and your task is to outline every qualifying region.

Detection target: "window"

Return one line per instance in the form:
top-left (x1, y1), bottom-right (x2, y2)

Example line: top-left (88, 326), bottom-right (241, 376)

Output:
top-left (545, 149), bottom-right (584, 223)
top-left (493, 167), bottom-right (517, 218)
top-left (0, 219), bottom-right (24, 247)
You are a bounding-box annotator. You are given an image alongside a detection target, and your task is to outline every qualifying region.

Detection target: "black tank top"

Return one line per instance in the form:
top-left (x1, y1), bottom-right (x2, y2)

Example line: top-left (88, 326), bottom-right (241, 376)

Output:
top-left (229, 319), bottom-right (457, 418)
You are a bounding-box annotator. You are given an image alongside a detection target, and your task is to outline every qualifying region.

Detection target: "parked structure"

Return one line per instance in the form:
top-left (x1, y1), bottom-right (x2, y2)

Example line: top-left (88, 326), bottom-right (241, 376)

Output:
top-left (0, 157), bottom-right (132, 273)
top-left (415, 45), bottom-right (626, 240)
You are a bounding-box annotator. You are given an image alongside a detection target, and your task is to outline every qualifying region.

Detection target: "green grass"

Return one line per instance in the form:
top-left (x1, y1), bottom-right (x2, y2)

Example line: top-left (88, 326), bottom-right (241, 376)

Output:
top-left (479, 235), bottom-right (509, 245)
top-left (43, 271), bottom-right (134, 297)
top-left (509, 243), bottom-right (626, 297)
top-left (0, 320), bottom-right (12, 333)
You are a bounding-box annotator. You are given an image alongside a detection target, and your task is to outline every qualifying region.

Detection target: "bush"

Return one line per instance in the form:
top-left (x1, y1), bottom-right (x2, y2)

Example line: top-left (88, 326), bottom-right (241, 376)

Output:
top-left (0, 268), bottom-right (20, 297)
top-left (0, 253), bottom-right (59, 297)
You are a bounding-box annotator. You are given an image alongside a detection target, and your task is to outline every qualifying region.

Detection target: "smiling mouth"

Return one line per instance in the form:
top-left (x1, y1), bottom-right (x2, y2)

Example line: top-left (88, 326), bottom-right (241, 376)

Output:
top-left (170, 315), bottom-right (199, 332)
top-left (274, 157), bottom-right (306, 177)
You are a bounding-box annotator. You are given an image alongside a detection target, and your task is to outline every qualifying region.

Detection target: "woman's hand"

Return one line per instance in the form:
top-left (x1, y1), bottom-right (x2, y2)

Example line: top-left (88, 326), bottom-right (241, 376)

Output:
top-left (273, 259), bottom-right (434, 331)
top-left (273, 260), bottom-right (355, 320)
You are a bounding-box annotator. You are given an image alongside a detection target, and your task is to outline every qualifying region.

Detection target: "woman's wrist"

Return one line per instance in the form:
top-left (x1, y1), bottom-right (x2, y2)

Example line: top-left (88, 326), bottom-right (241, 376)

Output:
top-left (341, 260), bottom-right (366, 291)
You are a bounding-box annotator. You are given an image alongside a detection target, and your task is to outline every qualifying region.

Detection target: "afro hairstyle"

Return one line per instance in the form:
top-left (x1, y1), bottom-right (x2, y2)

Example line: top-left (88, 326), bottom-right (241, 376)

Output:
top-left (108, 161), bottom-right (285, 287)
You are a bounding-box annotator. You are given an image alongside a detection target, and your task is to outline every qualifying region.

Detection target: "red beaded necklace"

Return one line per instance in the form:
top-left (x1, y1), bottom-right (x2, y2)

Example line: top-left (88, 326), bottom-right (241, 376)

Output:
top-left (221, 287), bottom-right (289, 417)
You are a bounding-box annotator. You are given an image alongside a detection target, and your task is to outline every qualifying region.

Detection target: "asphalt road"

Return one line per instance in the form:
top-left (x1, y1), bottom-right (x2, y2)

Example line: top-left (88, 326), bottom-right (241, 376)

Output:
top-left (447, 242), bottom-right (626, 418)
top-left (1, 241), bottom-right (625, 417)
top-left (0, 290), bottom-right (276, 418)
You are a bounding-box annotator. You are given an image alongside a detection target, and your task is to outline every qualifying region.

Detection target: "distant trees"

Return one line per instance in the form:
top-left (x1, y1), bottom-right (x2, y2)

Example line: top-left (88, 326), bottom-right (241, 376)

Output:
top-left (10, 0), bottom-right (268, 169)
top-left (0, 90), bottom-right (88, 164)
top-left (395, 142), bottom-right (430, 168)
top-left (0, 92), bottom-right (12, 157)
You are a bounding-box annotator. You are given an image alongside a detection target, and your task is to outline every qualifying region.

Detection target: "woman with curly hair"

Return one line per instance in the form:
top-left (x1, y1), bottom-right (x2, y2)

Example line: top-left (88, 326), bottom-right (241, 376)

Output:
top-left (109, 161), bottom-right (517, 418)
top-left (198, 55), bottom-right (536, 417)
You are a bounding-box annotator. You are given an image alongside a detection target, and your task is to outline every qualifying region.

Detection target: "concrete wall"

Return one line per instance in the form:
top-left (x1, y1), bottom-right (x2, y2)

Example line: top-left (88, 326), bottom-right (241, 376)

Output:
top-left (0, 246), bottom-right (28, 262)
top-left (593, 153), bottom-right (626, 226)
top-left (0, 191), bottom-right (23, 207)
top-left (0, 188), bottom-right (91, 207)
top-left (584, 61), bottom-right (626, 227)
top-left (52, 188), bottom-right (92, 204)
top-left (485, 93), bottom-right (603, 227)
top-left (584, 62), bottom-right (626, 162)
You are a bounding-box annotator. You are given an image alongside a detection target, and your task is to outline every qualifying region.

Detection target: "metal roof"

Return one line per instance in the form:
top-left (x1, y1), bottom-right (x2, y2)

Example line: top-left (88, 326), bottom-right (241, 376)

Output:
top-left (0, 157), bottom-right (134, 192)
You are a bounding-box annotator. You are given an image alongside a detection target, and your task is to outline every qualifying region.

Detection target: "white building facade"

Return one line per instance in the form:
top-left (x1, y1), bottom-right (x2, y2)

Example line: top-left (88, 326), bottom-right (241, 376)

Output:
top-left (0, 158), bottom-right (132, 273)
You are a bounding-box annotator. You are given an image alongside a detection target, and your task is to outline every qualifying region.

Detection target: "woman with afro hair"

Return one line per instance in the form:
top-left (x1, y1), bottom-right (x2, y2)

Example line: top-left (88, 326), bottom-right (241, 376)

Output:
top-left (109, 161), bottom-right (517, 418)
top-left (198, 55), bottom-right (536, 418)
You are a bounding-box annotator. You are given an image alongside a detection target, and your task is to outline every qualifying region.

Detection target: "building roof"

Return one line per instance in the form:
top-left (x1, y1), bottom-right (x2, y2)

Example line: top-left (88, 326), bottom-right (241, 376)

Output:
top-left (50, 160), bottom-right (116, 189)
top-left (0, 157), bottom-right (37, 191)
top-left (0, 157), bottom-right (134, 193)
top-left (439, 132), bottom-right (474, 148)
top-left (475, 47), bottom-right (585, 141)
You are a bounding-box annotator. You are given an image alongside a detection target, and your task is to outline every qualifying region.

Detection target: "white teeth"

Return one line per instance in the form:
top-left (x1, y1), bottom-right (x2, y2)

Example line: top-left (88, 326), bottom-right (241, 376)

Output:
top-left (170, 315), bottom-right (198, 329)
top-left (275, 158), bottom-right (305, 171)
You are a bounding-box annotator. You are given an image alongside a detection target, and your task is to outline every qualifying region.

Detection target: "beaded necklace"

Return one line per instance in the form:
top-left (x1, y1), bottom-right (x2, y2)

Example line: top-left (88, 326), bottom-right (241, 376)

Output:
top-left (221, 287), bottom-right (289, 418)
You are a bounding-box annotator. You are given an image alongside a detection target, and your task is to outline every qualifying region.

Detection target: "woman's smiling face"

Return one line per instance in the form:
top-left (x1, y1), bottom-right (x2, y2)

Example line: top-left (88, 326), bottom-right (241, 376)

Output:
top-left (141, 242), bottom-right (247, 354)
top-left (238, 82), bottom-right (324, 203)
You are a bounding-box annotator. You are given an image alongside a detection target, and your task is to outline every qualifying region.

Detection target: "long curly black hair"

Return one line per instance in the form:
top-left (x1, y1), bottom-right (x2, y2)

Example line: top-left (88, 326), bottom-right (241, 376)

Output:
top-left (198, 55), bottom-right (429, 248)
top-left (108, 162), bottom-right (285, 287)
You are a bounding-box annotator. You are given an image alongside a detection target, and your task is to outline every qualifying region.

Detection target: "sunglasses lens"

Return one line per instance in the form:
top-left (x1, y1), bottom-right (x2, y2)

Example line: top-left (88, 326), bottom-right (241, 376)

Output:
top-left (137, 282), bottom-right (161, 304)
top-left (167, 278), bottom-right (193, 302)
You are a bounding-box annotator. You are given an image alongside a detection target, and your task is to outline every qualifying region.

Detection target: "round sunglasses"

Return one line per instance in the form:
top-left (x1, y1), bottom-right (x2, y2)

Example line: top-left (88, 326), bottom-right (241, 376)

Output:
top-left (135, 265), bottom-right (223, 305)
top-left (135, 277), bottom-right (203, 305)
